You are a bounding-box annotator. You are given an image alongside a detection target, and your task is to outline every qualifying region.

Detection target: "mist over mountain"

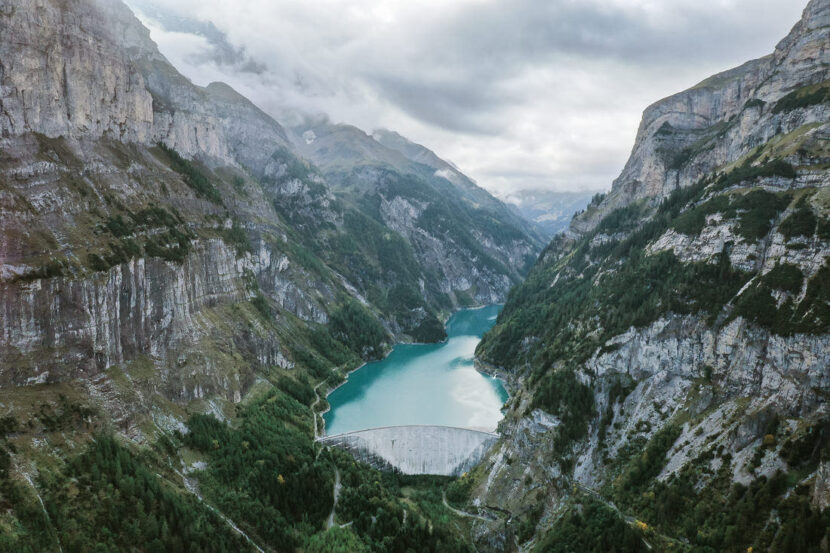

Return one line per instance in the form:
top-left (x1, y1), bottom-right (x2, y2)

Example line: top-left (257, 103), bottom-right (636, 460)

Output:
top-left (0, 1), bottom-right (828, 552)
top-left (499, 189), bottom-right (596, 237)
top-left (123, 0), bottom-right (806, 197)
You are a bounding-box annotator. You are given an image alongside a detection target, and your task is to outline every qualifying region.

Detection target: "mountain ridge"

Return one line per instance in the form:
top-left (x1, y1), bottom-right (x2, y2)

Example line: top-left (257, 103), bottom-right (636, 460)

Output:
top-left (467, 1), bottom-right (830, 550)
top-left (0, 0), bottom-right (540, 411)
top-left (571, 0), bottom-right (830, 235)
top-left (0, 1), bottom-right (541, 549)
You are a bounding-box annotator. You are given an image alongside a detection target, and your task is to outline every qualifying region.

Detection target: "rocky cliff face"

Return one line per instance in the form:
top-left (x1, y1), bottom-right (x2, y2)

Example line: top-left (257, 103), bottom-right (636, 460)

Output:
top-left (0, 0), bottom-right (154, 141)
top-left (0, 0), bottom-right (539, 403)
top-left (286, 120), bottom-right (543, 312)
top-left (0, 0), bottom-right (292, 164)
top-left (470, 1), bottom-right (830, 551)
top-left (572, 0), bottom-right (830, 234)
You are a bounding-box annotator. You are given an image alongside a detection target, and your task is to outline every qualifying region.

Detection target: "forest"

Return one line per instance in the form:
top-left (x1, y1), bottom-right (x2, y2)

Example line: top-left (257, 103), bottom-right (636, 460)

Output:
top-left (0, 382), bottom-right (476, 553)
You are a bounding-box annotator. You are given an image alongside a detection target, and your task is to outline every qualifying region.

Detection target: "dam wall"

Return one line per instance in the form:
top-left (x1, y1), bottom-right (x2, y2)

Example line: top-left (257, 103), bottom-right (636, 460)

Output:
top-left (317, 425), bottom-right (498, 476)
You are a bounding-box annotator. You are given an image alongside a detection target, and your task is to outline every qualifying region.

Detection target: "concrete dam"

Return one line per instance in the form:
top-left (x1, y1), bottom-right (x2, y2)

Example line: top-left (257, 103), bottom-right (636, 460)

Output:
top-left (317, 425), bottom-right (499, 476)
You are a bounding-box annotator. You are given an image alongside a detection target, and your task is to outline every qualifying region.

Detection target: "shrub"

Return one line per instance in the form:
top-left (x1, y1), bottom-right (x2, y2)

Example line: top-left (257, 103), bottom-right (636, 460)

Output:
top-left (615, 424), bottom-right (681, 495)
top-left (144, 230), bottom-right (191, 263)
top-left (763, 263), bottom-right (804, 294)
top-left (16, 259), bottom-right (65, 281)
top-left (534, 495), bottom-right (647, 553)
top-left (732, 190), bottom-right (791, 241)
top-left (672, 194), bottom-right (730, 236)
top-left (132, 206), bottom-right (181, 229)
top-left (103, 215), bottom-right (134, 237)
top-left (328, 301), bottom-right (388, 359)
top-left (772, 81), bottom-right (830, 114)
top-left (782, 422), bottom-right (828, 467)
top-left (158, 143), bottom-right (223, 205)
top-left (276, 376), bottom-right (315, 406)
top-left (222, 221), bottom-right (253, 256)
top-left (532, 369), bottom-right (595, 451)
top-left (87, 253), bottom-right (110, 272)
top-left (716, 159), bottom-right (796, 190)
top-left (778, 205), bottom-right (817, 239)
top-left (251, 293), bottom-right (271, 320)
top-left (445, 474), bottom-right (474, 505)
top-left (305, 527), bottom-right (368, 553)
top-left (734, 282), bottom-right (778, 327)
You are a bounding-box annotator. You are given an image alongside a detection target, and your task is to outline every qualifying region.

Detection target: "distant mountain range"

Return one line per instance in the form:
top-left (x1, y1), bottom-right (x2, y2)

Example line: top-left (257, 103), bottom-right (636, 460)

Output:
top-left (1, 0), bottom-right (827, 552)
top-left (498, 189), bottom-right (597, 237)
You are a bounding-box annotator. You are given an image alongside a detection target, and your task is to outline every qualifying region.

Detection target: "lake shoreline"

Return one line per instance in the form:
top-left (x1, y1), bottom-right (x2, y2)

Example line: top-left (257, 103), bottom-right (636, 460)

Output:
top-left (314, 361), bottom-right (366, 438)
top-left (322, 304), bottom-right (512, 437)
top-left (316, 303), bottom-right (494, 427)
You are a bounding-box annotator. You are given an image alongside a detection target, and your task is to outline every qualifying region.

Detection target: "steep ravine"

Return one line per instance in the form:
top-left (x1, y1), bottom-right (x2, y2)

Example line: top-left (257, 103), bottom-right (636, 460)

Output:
top-left (466, 1), bottom-right (830, 551)
top-left (0, 1), bottom-right (539, 549)
top-left (0, 0), bottom-right (540, 395)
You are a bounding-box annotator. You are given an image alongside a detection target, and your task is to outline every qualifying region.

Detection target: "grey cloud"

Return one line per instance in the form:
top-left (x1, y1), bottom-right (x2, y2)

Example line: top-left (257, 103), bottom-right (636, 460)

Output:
top-left (357, 0), bottom-right (803, 126)
top-left (129, 0), bottom-right (266, 73)
top-left (432, 0), bottom-right (799, 67)
top-left (364, 74), bottom-right (517, 135)
top-left (126, 0), bottom-right (807, 195)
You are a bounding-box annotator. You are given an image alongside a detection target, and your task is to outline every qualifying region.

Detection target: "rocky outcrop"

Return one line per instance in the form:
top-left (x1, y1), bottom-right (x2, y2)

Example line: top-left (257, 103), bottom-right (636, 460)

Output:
top-left (474, 311), bottom-right (830, 508)
top-left (470, 2), bottom-right (830, 549)
top-left (572, 0), bottom-right (830, 233)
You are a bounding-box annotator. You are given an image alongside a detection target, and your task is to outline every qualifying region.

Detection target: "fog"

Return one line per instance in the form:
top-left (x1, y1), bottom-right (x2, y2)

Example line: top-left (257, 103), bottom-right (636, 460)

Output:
top-left (127, 0), bottom-right (806, 195)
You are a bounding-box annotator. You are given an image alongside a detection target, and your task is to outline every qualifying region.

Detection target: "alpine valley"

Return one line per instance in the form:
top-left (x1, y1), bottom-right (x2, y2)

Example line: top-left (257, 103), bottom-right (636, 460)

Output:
top-left (0, 1), bottom-right (828, 553)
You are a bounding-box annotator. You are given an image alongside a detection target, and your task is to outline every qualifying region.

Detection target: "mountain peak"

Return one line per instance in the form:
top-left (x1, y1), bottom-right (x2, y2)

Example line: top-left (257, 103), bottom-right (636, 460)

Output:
top-left (571, 0), bottom-right (830, 234)
top-left (802, 0), bottom-right (830, 31)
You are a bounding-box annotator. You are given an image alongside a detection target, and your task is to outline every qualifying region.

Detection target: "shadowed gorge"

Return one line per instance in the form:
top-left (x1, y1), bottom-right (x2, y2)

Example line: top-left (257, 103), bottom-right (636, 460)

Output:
top-left (1, 0), bottom-right (829, 552)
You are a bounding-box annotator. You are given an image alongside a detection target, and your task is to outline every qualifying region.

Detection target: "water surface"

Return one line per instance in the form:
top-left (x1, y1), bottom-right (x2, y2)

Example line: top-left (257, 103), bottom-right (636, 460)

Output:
top-left (323, 305), bottom-right (508, 435)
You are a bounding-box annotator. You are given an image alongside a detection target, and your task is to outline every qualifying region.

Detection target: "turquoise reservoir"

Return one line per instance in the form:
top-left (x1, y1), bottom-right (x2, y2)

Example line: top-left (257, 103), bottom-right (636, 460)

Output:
top-left (323, 305), bottom-right (509, 435)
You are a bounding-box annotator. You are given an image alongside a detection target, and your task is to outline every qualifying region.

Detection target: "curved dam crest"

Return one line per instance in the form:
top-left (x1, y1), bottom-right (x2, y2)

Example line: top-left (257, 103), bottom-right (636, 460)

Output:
top-left (317, 425), bottom-right (499, 476)
top-left (319, 306), bottom-right (506, 475)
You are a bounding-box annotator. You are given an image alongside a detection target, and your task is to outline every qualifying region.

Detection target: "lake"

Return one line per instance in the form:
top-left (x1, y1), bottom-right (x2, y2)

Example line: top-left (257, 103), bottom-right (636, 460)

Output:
top-left (323, 304), bottom-right (509, 435)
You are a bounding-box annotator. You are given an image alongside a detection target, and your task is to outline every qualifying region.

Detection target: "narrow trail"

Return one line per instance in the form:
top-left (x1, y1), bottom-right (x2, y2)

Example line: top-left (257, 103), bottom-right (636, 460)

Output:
top-left (573, 483), bottom-right (655, 550)
top-left (442, 491), bottom-right (496, 522)
top-left (311, 380), bottom-right (327, 439)
top-left (327, 467), bottom-right (342, 529)
top-left (23, 473), bottom-right (64, 553)
top-left (174, 469), bottom-right (267, 553)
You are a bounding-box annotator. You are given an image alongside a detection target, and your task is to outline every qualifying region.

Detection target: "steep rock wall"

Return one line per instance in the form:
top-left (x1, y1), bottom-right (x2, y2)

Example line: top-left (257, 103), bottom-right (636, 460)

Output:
top-left (573, 0), bottom-right (830, 233)
top-left (0, 0), bottom-right (154, 141)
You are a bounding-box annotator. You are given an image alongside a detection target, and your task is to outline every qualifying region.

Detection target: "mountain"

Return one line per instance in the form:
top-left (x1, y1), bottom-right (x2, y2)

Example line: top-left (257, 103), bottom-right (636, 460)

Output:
top-left (0, 0), bottom-right (539, 549)
top-left (571, 0), bottom-right (830, 234)
top-left (466, 1), bottom-right (830, 551)
top-left (2, 0), bottom-right (828, 551)
top-left (498, 189), bottom-right (596, 237)
top-left (286, 121), bottom-right (544, 312)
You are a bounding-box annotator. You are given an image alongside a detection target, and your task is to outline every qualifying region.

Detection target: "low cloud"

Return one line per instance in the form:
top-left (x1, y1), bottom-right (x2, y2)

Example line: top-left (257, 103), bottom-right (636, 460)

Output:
top-left (127, 0), bottom-right (806, 194)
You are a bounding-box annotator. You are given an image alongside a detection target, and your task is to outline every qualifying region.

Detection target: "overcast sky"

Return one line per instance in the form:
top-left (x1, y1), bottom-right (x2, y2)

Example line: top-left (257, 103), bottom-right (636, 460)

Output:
top-left (127, 0), bottom-right (807, 196)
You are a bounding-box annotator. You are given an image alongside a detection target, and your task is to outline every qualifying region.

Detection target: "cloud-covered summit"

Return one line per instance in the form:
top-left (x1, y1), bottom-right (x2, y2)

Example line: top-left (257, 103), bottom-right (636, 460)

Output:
top-left (127, 0), bottom-right (806, 195)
